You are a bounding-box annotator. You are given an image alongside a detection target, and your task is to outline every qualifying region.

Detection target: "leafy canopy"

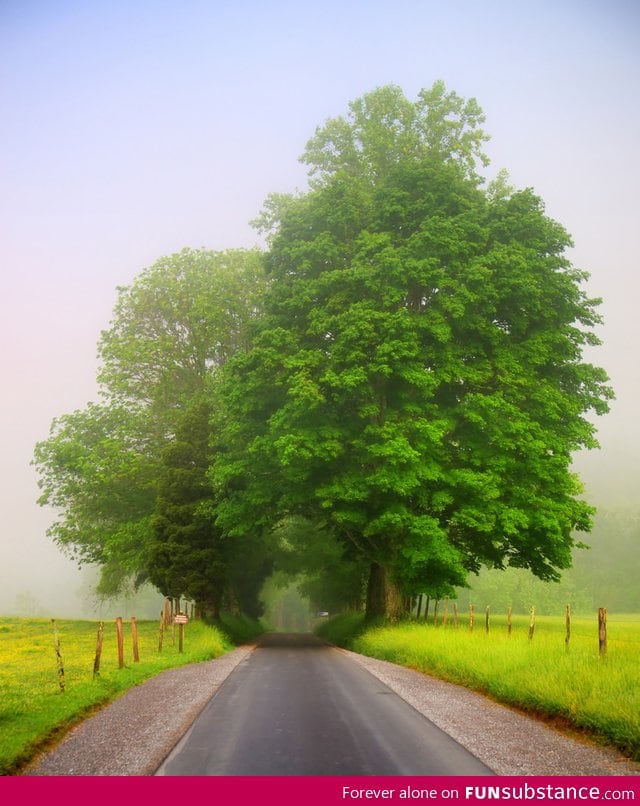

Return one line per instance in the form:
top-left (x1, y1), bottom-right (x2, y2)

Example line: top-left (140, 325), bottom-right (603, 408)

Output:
top-left (34, 83), bottom-right (613, 620)
top-left (214, 83), bottom-right (612, 614)
top-left (34, 248), bottom-right (268, 606)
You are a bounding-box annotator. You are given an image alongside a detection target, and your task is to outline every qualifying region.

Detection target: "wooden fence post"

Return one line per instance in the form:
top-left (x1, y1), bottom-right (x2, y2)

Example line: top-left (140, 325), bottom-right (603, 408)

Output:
top-left (51, 619), bottom-right (65, 693)
top-left (528, 606), bottom-right (536, 641)
top-left (598, 607), bottom-right (607, 656)
top-left (453, 602), bottom-right (459, 628)
top-left (131, 616), bottom-right (140, 663)
top-left (93, 621), bottom-right (104, 678)
top-left (565, 604), bottom-right (571, 651)
top-left (507, 606), bottom-right (512, 637)
top-left (485, 605), bottom-right (490, 634)
top-left (116, 617), bottom-right (124, 669)
top-left (158, 610), bottom-right (165, 652)
top-left (469, 603), bottom-right (475, 632)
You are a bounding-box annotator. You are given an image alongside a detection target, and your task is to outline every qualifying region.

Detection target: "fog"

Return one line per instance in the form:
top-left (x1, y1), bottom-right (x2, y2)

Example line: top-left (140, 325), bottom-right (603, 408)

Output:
top-left (1, 1), bottom-right (638, 618)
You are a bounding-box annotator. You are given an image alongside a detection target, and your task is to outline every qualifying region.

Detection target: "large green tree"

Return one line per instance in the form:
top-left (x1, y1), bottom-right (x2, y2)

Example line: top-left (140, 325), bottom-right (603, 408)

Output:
top-left (214, 83), bottom-right (612, 619)
top-left (34, 248), bottom-right (267, 610)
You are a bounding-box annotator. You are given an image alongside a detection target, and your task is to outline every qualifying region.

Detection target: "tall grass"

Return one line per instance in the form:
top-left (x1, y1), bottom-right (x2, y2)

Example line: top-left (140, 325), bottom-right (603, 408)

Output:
top-left (319, 611), bottom-right (640, 760)
top-left (0, 615), bottom-right (262, 775)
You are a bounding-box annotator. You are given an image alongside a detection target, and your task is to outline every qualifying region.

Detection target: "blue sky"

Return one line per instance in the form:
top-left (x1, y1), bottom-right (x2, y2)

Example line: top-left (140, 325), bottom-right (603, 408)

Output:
top-left (1, 0), bottom-right (638, 613)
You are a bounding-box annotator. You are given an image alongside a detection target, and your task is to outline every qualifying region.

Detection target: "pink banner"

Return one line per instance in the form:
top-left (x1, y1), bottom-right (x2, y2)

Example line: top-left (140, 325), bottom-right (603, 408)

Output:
top-left (1, 776), bottom-right (639, 804)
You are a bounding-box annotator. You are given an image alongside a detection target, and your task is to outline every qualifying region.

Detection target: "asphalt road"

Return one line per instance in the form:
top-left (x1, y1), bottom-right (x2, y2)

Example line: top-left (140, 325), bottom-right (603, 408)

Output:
top-left (155, 633), bottom-right (494, 776)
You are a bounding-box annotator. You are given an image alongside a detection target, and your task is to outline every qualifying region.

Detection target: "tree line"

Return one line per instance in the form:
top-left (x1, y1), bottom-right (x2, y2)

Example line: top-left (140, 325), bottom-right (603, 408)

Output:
top-left (33, 82), bottom-right (613, 620)
top-left (459, 507), bottom-right (640, 615)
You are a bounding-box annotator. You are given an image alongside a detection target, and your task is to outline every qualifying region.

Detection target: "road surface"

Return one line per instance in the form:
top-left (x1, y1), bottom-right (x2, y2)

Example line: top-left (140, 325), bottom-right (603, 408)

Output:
top-left (156, 633), bottom-right (494, 776)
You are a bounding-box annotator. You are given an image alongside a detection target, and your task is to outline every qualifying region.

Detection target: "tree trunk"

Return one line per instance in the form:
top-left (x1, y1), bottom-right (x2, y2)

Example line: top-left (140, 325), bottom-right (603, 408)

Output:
top-left (210, 594), bottom-right (221, 621)
top-left (365, 563), bottom-right (405, 621)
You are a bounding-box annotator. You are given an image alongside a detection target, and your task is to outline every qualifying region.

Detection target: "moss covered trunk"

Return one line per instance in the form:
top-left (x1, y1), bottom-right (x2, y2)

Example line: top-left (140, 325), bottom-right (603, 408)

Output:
top-left (365, 562), bottom-right (405, 621)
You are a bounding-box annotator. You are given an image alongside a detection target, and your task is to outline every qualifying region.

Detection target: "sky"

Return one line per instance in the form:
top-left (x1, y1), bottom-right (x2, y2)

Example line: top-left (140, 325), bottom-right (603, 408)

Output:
top-left (1, 0), bottom-right (638, 616)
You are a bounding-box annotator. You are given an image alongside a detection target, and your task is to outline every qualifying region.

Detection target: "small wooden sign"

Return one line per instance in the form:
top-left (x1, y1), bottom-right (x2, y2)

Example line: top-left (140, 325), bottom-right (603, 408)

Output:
top-left (174, 613), bottom-right (189, 625)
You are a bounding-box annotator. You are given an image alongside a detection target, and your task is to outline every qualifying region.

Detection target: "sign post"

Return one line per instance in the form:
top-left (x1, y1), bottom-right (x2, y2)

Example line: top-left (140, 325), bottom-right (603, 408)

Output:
top-left (174, 612), bottom-right (189, 653)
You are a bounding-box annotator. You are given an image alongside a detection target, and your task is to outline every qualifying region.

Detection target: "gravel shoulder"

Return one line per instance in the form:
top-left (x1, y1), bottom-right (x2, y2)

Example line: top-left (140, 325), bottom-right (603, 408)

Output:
top-left (22, 640), bottom-right (640, 777)
top-left (23, 646), bottom-right (254, 777)
top-left (343, 649), bottom-right (640, 777)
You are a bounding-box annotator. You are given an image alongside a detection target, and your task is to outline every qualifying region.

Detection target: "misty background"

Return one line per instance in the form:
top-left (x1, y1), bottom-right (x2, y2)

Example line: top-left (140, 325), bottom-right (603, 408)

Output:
top-left (1, 0), bottom-right (638, 619)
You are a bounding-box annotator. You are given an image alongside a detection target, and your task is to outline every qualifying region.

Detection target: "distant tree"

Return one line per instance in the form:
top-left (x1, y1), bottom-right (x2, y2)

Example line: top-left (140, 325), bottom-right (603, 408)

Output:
top-left (13, 591), bottom-right (44, 617)
top-left (269, 517), bottom-right (368, 614)
top-left (455, 565), bottom-right (593, 616)
top-left (214, 83), bottom-right (613, 619)
top-left (571, 508), bottom-right (640, 612)
top-left (260, 574), bottom-right (313, 632)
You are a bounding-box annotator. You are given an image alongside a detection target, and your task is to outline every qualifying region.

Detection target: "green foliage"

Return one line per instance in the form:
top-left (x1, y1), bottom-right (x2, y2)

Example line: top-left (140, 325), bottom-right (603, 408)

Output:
top-left (33, 248), bottom-right (268, 608)
top-left (301, 81), bottom-right (490, 186)
top-left (314, 611), bottom-right (369, 647)
top-left (146, 397), bottom-right (226, 614)
top-left (573, 509), bottom-right (640, 613)
top-left (98, 247), bottom-right (265, 412)
top-left (33, 82), bottom-right (614, 624)
top-left (459, 508), bottom-right (640, 615)
top-left (213, 612), bottom-right (267, 645)
top-left (0, 617), bottom-right (235, 775)
top-left (456, 567), bottom-right (592, 616)
top-left (32, 402), bottom-right (157, 586)
top-left (268, 517), bottom-right (368, 613)
top-left (214, 82), bottom-right (612, 617)
top-left (259, 575), bottom-right (314, 632)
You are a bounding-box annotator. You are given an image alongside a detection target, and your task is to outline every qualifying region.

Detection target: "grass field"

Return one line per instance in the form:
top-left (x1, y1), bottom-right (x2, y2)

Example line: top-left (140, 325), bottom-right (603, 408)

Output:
top-left (4, 611), bottom-right (639, 775)
top-left (0, 614), bottom-right (262, 775)
top-left (317, 610), bottom-right (640, 761)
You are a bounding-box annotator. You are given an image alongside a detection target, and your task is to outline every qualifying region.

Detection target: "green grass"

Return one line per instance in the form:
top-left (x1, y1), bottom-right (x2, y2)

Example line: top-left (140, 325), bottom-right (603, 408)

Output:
top-left (215, 612), bottom-right (268, 645)
top-left (0, 614), bottom-right (264, 775)
top-left (318, 611), bottom-right (640, 761)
